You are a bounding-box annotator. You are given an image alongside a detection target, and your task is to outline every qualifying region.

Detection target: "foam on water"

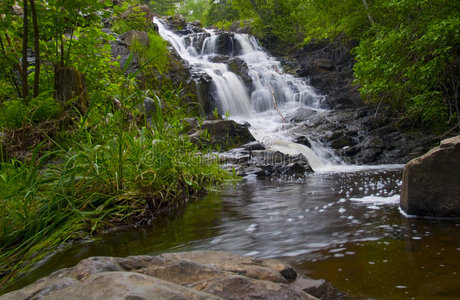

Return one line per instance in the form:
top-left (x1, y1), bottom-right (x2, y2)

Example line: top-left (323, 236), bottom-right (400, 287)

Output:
top-left (350, 194), bottom-right (400, 206)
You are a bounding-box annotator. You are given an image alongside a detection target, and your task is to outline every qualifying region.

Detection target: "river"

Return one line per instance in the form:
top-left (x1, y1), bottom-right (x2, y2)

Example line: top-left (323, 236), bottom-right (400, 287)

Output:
top-left (5, 169), bottom-right (460, 298)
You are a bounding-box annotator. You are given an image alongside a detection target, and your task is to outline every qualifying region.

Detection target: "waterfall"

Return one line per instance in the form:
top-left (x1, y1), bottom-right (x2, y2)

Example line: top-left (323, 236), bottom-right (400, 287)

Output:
top-left (154, 18), bottom-right (336, 171)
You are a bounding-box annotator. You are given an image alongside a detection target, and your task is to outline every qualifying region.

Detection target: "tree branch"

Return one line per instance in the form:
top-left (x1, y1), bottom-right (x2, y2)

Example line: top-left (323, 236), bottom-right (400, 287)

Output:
top-left (29, 0), bottom-right (40, 97)
top-left (269, 85), bottom-right (286, 124)
top-left (22, 0), bottom-right (29, 100)
top-left (361, 0), bottom-right (375, 24)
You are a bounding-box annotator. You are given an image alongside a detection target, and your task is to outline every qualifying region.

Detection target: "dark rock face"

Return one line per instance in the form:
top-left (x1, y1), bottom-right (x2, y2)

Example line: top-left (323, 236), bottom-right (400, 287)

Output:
top-left (400, 135), bottom-right (460, 218)
top-left (1, 251), bottom-right (323, 300)
top-left (215, 32), bottom-right (236, 56)
top-left (165, 14), bottom-right (205, 35)
top-left (188, 119), bottom-right (256, 150)
top-left (207, 56), bottom-right (252, 90)
top-left (281, 40), bottom-right (362, 109)
top-left (287, 107), bottom-right (436, 164)
top-left (218, 146), bottom-right (314, 179)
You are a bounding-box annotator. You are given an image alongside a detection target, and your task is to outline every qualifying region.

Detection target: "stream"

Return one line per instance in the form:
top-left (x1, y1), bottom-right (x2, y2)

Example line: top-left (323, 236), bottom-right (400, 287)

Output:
top-left (3, 18), bottom-right (460, 299)
top-left (6, 171), bottom-right (460, 299)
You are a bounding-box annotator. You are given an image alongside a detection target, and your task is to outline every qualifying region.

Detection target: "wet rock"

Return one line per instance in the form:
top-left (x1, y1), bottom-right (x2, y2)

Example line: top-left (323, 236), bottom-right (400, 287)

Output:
top-left (206, 56), bottom-right (251, 90)
top-left (400, 135), bottom-right (460, 218)
top-left (289, 107), bottom-right (436, 164)
top-left (242, 141), bottom-right (265, 151)
top-left (233, 150), bottom-right (313, 179)
top-left (184, 32), bottom-right (210, 52)
top-left (287, 108), bottom-right (319, 123)
top-left (292, 276), bottom-right (345, 300)
top-left (294, 136), bottom-right (312, 148)
top-left (227, 57), bottom-right (252, 90)
top-left (289, 40), bottom-right (362, 109)
top-left (1, 251), bottom-right (323, 300)
top-left (213, 32), bottom-right (237, 56)
top-left (330, 135), bottom-right (353, 149)
top-left (191, 20), bottom-right (202, 27)
top-left (189, 119), bottom-right (255, 150)
top-left (280, 163), bottom-right (309, 177)
top-left (243, 166), bottom-right (267, 178)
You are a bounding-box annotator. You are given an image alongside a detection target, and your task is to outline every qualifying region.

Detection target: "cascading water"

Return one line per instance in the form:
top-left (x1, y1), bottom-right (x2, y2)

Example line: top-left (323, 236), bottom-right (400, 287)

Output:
top-left (154, 18), bottom-right (337, 170)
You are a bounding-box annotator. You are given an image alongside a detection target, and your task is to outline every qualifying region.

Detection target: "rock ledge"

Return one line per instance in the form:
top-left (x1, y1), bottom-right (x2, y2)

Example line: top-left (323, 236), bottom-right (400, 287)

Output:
top-left (0, 251), bottom-right (345, 300)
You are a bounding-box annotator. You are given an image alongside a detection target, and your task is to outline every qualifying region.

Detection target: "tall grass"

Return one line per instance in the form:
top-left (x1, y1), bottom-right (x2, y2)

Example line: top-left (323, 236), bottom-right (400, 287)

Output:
top-left (0, 88), bottom-right (232, 288)
top-left (0, 11), bottom-right (232, 288)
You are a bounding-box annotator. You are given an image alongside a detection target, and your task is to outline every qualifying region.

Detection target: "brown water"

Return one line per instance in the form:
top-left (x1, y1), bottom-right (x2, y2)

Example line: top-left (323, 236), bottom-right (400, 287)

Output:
top-left (3, 168), bottom-right (460, 299)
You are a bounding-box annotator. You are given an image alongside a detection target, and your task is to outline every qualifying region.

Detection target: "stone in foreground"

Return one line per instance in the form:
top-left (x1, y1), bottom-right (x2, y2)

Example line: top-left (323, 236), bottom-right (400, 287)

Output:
top-left (0, 251), bottom-right (320, 300)
top-left (400, 135), bottom-right (460, 218)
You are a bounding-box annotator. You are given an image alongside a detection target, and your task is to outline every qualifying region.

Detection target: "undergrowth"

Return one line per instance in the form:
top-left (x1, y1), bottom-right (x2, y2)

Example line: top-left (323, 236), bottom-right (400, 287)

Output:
top-left (0, 2), bottom-right (234, 290)
top-left (0, 88), bottom-right (232, 287)
top-left (0, 67), bottom-right (232, 290)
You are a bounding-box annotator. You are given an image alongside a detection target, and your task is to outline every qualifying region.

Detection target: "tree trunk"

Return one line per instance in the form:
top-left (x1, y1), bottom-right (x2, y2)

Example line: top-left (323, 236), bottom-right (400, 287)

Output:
top-left (361, 0), bottom-right (375, 24)
top-left (21, 0), bottom-right (29, 100)
top-left (54, 66), bottom-right (88, 114)
top-left (29, 0), bottom-right (40, 98)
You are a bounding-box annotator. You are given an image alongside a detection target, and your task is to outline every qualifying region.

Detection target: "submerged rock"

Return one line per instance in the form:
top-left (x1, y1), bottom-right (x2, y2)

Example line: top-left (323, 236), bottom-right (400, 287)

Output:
top-left (1, 251), bottom-right (323, 300)
top-left (400, 135), bottom-right (460, 218)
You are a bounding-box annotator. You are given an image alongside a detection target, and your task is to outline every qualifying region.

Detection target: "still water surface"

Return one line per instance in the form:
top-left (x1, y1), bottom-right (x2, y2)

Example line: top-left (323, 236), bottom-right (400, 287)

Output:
top-left (5, 168), bottom-right (460, 299)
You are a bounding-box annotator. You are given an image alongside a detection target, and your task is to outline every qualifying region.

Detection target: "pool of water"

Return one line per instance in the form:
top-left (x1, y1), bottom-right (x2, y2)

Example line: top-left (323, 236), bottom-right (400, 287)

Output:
top-left (3, 167), bottom-right (460, 299)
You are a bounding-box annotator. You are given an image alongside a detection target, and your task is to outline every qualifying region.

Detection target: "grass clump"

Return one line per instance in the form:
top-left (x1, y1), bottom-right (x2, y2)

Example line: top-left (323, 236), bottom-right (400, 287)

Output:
top-left (0, 85), bottom-right (232, 289)
top-left (130, 32), bottom-right (170, 74)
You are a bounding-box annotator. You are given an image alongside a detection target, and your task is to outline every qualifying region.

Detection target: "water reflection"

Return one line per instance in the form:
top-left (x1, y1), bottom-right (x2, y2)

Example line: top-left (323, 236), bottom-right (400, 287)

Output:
top-left (4, 168), bottom-right (460, 299)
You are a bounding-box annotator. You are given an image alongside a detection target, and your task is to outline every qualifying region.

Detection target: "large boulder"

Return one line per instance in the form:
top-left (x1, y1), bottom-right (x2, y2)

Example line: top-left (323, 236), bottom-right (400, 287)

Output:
top-left (400, 135), bottom-right (460, 218)
top-left (0, 251), bottom-right (319, 300)
top-left (189, 119), bottom-right (256, 150)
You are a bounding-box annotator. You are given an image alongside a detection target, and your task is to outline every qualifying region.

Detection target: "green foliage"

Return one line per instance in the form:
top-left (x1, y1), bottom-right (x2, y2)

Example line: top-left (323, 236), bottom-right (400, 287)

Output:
top-left (352, 0), bottom-right (460, 130)
top-left (0, 95), bottom-right (59, 129)
top-left (0, 1), bottom-right (234, 289)
top-left (0, 100), bottom-right (26, 128)
top-left (206, 0), bottom-right (239, 26)
top-left (0, 82), bottom-right (232, 287)
top-left (112, 4), bottom-right (153, 34)
top-left (221, 0), bottom-right (459, 131)
top-left (176, 0), bottom-right (209, 23)
top-left (130, 32), bottom-right (170, 73)
top-left (150, 0), bottom-right (179, 15)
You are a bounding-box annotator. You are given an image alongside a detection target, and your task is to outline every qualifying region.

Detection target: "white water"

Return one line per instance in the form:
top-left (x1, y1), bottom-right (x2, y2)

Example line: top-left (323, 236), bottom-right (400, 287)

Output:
top-left (154, 19), bottom-right (401, 172)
